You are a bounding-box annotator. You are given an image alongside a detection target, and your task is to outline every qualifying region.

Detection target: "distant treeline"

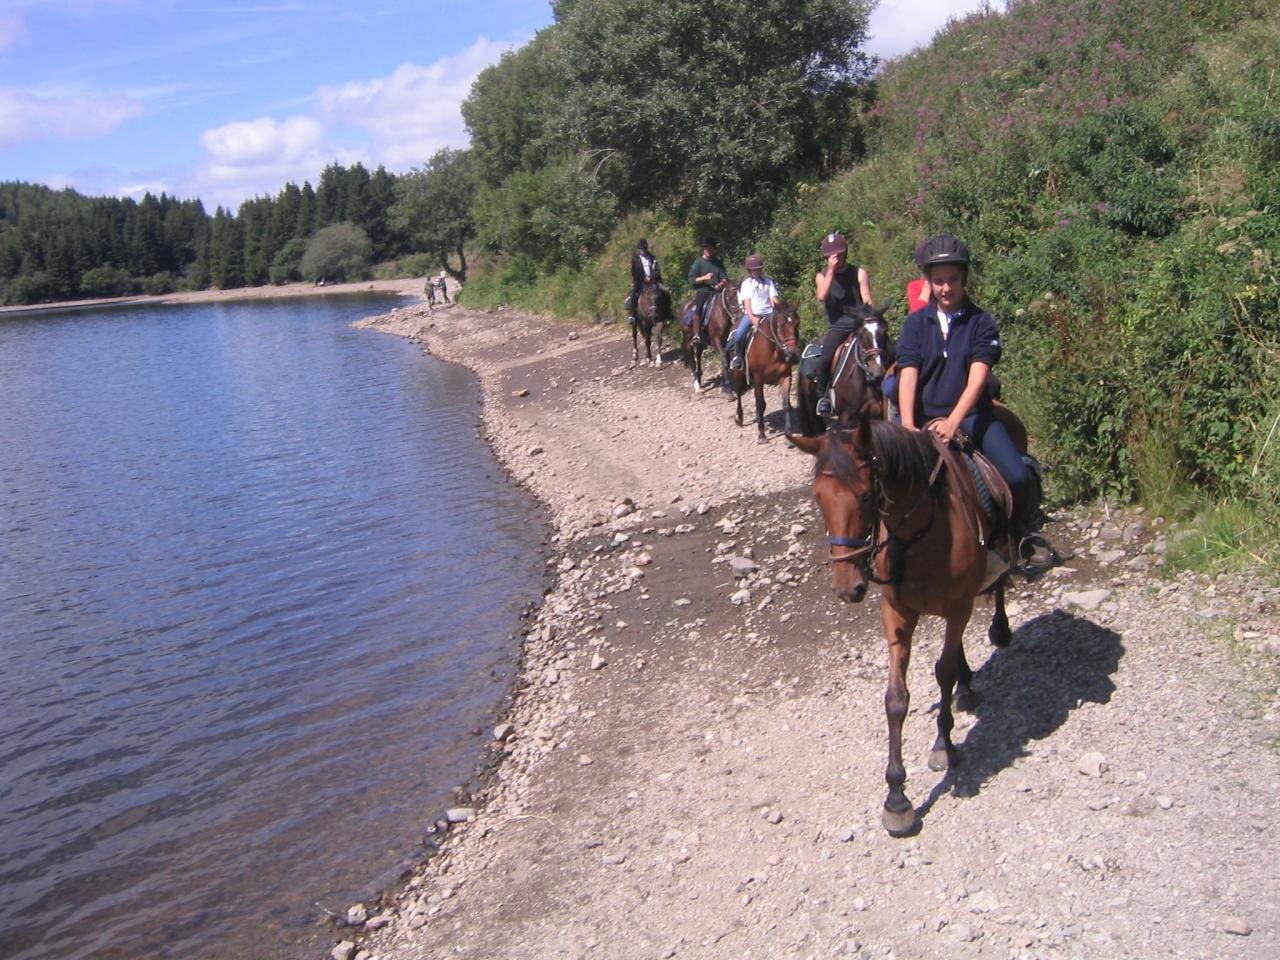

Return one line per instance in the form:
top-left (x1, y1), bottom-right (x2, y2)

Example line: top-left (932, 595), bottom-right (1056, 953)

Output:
top-left (0, 163), bottom-right (420, 305)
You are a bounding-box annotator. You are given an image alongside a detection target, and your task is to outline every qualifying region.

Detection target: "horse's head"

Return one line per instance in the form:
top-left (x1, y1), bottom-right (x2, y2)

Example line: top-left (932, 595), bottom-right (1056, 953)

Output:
top-left (850, 303), bottom-right (893, 386)
top-left (771, 302), bottom-right (800, 364)
top-left (788, 417), bottom-right (878, 603)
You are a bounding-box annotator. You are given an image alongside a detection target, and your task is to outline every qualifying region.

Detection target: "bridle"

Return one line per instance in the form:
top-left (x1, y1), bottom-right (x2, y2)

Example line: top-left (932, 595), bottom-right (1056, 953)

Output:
top-left (853, 323), bottom-right (887, 386)
top-left (759, 310), bottom-right (798, 359)
top-left (822, 440), bottom-right (947, 585)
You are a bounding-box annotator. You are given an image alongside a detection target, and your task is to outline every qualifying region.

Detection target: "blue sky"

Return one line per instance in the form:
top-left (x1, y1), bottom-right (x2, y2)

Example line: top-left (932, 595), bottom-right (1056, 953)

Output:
top-left (0, 1), bottom-right (1001, 212)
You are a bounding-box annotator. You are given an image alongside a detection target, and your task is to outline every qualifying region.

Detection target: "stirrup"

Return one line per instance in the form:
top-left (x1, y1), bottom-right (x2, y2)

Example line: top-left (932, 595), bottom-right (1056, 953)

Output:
top-left (1017, 533), bottom-right (1054, 572)
top-left (730, 355), bottom-right (744, 370)
top-left (815, 395), bottom-right (834, 417)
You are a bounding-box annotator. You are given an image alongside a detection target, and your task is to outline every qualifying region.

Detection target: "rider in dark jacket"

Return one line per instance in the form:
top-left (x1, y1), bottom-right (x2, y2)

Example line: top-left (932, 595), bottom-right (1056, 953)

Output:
top-left (626, 239), bottom-right (662, 326)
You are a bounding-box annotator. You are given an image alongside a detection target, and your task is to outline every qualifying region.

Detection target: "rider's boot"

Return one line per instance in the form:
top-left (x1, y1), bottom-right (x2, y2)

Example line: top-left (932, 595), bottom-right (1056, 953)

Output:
top-left (730, 333), bottom-right (747, 370)
top-left (1012, 495), bottom-right (1053, 573)
top-left (814, 374), bottom-right (833, 417)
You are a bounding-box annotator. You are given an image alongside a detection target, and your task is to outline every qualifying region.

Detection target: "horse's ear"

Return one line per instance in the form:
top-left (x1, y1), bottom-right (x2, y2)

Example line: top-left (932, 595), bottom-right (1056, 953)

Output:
top-left (787, 434), bottom-right (825, 457)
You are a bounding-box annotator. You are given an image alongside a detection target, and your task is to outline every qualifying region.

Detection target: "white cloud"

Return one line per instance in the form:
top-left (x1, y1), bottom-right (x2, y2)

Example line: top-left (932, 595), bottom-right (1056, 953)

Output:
top-left (866, 0), bottom-right (1007, 60)
top-left (187, 35), bottom-right (517, 210)
top-left (315, 36), bottom-right (514, 167)
top-left (0, 86), bottom-right (144, 149)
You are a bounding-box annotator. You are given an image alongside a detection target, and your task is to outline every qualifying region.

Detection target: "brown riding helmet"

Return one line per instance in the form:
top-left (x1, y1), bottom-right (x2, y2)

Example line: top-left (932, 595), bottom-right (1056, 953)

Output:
top-left (744, 253), bottom-right (764, 270)
top-left (820, 231), bottom-right (848, 256)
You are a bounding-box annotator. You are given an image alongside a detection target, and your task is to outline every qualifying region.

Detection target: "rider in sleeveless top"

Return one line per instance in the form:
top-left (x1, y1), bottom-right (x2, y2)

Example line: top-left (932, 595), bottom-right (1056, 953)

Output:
top-left (813, 231), bottom-right (873, 417)
top-left (896, 234), bottom-right (1051, 569)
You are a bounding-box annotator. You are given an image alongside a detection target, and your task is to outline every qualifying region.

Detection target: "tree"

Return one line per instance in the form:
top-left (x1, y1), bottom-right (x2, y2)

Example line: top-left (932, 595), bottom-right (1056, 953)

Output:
top-left (299, 222), bottom-right (372, 282)
top-left (548, 0), bottom-right (875, 232)
top-left (390, 148), bottom-right (476, 281)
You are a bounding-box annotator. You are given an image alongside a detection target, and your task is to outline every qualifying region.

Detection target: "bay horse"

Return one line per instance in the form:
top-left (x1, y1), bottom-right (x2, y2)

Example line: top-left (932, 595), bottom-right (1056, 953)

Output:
top-left (680, 281), bottom-right (740, 394)
top-left (795, 304), bottom-right (893, 435)
top-left (633, 278), bottom-right (670, 367)
top-left (789, 414), bottom-right (1018, 836)
top-left (725, 302), bottom-right (800, 441)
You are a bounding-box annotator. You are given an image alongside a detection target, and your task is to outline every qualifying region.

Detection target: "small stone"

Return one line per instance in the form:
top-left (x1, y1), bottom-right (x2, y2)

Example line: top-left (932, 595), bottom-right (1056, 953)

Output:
top-left (543, 667), bottom-right (560, 685)
top-left (1076, 751), bottom-right (1108, 778)
top-left (1155, 795), bottom-right (1174, 810)
top-left (634, 551), bottom-right (653, 566)
top-left (1063, 589), bottom-right (1113, 612)
top-left (613, 500), bottom-right (636, 518)
top-left (730, 556), bottom-right (759, 576)
top-left (611, 532), bottom-right (629, 546)
top-left (851, 896), bottom-right (868, 912)
top-left (445, 807), bottom-right (475, 823)
top-left (789, 523), bottom-right (807, 537)
top-left (365, 913), bottom-right (394, 931)
top-left (766, 810), bottom-right (783, 825)
top-left (1222, 917), bottom-right (1252, 936)
top-left (512, 388), bottom-right (530, 397)
top-left (952, 923), bottom-right (977, 943)
top-left (730, 589), bottom-right (751, 606)
top-left (579, 754), bottom-right (594, 765)
top-left (591, 653), bottom-right (607, 670)
top-left (527, 445), bottom-right (544, 456)
top-left (494, 723), bottom-right (514, 742)
top-left (345, 904), bottom-right (367, 926)
top-left (602, 853), bottom-right (626, 865)
top-left (331, 942), bottom-right (357, 960)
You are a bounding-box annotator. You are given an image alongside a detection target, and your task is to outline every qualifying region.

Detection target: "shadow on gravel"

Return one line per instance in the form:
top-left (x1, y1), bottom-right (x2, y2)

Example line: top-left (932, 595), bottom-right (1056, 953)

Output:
top-left (918, 609), bottom-right (1124, 818)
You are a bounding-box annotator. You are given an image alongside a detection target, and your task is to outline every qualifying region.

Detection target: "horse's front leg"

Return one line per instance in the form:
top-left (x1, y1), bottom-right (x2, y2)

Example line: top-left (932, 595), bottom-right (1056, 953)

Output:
top-left (881, 604), bottom-right (919, 835)
top-left (692, 345), bottom-right (703, 394)
top-left (632, 322), bottom-right (639, 363)
top-left (988, 574), bottom-right (1011, 647)
top-left (780, 375), bottom-right (793, 436)
top-left (654, 323), bottom-right (664, 367)
top-left (930, 603), bottom-right (975, 772)
top-left (753, 379), bottom-right (767, 442)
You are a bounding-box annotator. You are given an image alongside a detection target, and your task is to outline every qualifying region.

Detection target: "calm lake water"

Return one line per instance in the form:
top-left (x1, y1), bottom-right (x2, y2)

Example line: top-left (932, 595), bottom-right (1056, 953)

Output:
top-left (0, 296), bottom-right (546, 959)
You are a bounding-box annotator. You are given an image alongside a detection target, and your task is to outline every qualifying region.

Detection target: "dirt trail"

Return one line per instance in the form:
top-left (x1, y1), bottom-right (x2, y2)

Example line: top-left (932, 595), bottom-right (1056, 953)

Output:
top-left (342, 302), bottom-right (1280, 960)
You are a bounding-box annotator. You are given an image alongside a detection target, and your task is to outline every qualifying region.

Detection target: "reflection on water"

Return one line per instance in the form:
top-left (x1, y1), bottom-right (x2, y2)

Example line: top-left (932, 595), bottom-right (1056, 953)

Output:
top-left (0, 297), bottom-right (545, 959)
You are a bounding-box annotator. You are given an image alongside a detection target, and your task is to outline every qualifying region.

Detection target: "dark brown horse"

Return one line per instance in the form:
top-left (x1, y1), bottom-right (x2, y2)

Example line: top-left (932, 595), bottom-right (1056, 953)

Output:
top-left (790, 415), bottom-right (1018, 835)
top-left (725, 302), bottom-right (800, 441)
top-left (632, 278), bottom-right (671, 367)
top-left (680, 281), bottom-right (740, 394)
top-left (796, 304), bottom-right (893, 435)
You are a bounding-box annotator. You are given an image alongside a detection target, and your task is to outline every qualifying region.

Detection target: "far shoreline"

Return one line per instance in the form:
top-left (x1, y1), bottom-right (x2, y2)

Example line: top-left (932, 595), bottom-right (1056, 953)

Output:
top-left (0, 277), bottom-right (428, 316)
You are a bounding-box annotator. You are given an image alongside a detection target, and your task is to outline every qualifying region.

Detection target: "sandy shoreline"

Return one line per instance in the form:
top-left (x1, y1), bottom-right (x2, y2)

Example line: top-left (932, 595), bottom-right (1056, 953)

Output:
top-left (333, 300), bottom-right (1280, 960)
top-left (0, 277), bottom-right (428, 315)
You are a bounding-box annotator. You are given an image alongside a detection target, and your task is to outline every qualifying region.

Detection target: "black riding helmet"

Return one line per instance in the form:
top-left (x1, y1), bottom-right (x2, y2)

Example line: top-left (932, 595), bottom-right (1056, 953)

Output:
top-left (920, 234), bottom-right (971, 272)
top-left (637, 238), bottom-right (649, 251)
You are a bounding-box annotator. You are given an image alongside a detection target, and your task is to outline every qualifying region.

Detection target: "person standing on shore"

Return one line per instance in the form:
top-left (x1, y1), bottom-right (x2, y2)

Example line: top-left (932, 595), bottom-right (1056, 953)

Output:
top-left (687, 237), bottom-right (728, 345)
top-left (437, 271), bottom-right (451, 304)
top-left (813, 231), bottom-right (874, 416)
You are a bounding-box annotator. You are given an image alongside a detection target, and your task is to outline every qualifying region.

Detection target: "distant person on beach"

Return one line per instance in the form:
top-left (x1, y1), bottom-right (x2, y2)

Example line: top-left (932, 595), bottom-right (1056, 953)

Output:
top-left (424, 277), bottom-right (437, 306)
top-left (625, 238), bottom-right (663, 329)
top-left (437, 271), bottom-right (450, 304)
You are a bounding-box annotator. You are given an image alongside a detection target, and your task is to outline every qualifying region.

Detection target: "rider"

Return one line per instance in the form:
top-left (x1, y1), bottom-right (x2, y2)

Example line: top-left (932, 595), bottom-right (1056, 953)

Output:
top-left (895, 234), bottom-right (1051, 569)
top-left (731, 253), bottom-right (780, 370)
top-left (626, 238), bottom-right (662, 328)
top-left (687, 236), bottom-right (728, 345)
top-left (813, 231), bottom-right (874, 417)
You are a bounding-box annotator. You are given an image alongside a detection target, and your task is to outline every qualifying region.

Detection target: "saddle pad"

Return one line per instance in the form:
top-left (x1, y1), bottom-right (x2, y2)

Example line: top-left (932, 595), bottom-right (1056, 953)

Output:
top-left (965, 449), bottom-right (1014, 529)
top-left (799, 342), bottom-right (823, 381)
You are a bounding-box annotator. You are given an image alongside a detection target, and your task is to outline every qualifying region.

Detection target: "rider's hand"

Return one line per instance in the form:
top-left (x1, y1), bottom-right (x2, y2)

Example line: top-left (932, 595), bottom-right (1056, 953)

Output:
top-left (929, 416), bottom-right (960, 443)
top-left (827, 254), bottom-right (841, 270)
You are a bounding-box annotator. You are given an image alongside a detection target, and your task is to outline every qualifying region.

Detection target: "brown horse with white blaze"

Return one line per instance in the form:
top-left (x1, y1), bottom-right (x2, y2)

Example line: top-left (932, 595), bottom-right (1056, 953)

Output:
top-left (725, 301), bottom-right (800, 441)
top-left (789, 414), bottom-right (1015, 835)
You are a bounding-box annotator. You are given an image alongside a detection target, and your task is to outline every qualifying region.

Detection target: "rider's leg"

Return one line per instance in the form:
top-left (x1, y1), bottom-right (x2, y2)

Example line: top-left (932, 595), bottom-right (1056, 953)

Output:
top-left (692, 292), bottom-right (710, 343)
top-left (965, 411), bottom-right (1051, 568)
top-left (625, 289), bottom-right (638, 327)
top-left (731, 314), bottom-right (752, 369)
top-left (814, 320), bottom-right (853, 415)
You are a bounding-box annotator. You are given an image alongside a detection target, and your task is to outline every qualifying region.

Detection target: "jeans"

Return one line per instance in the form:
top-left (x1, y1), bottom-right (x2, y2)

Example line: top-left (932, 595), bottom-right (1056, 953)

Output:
top-left (962, 409), bottom-right (1030, 513)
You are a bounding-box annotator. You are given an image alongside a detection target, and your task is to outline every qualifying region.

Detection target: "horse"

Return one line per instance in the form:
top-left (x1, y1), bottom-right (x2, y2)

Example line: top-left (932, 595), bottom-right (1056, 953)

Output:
top-left (725, 302), bottom-right (800, 441)
top-left (789, 414), bottom-right (1020, 836)
top-left (795, 304), bottom-right (893, 435)
top-left (680, 281), bottom-right (740, 394)
top-left (633, 278), bottom-right (670, 367)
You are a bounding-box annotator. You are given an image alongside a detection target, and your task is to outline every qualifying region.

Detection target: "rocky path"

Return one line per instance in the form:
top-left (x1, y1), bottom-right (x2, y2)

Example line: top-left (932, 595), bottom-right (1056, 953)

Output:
top-left (337, 303), bottom-right (1280, 960)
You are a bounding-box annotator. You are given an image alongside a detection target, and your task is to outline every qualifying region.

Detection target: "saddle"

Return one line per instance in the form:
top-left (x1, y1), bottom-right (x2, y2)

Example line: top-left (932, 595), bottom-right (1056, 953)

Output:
top-left (681, 296), bottom-right (717, 330)
top-left (928, 427), bottom-right (1015, 550)
top-left (798, 332), bottom-right (857, 383)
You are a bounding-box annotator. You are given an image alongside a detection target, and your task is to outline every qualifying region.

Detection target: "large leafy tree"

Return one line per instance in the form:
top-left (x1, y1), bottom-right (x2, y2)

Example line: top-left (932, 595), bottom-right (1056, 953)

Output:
top-left (390, 148), bottom-right (476, 281)
top-left (548, 0), bottom-right (875, 231)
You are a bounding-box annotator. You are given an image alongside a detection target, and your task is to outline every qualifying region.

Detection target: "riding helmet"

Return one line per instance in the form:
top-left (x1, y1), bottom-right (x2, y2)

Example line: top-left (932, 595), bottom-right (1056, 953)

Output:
top-left (920, 234), bottom-right (971, 270)
top-left (637, 238), bottom-right (649, 250)
top-left (820, 231), bottom-right (848, 256)
top-left (700, 236), bottom-right (718, 248)
top-left (744, 253), bottom-right (764, 270)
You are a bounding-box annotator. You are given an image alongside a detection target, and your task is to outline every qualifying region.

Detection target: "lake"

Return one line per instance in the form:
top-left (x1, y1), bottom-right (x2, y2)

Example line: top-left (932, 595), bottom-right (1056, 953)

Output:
top-left (0, 295), bottom-right (546, 959)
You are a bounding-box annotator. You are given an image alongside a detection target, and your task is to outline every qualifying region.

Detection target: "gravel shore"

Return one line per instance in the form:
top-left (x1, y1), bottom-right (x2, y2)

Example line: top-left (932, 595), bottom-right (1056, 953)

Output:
top-left (337, 300), bottom-right (1280, 960)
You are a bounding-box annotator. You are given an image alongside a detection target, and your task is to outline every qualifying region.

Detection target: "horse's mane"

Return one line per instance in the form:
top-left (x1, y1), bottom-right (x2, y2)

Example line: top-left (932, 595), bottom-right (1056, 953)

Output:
top-left (813, 420), bottom-right (938, 491)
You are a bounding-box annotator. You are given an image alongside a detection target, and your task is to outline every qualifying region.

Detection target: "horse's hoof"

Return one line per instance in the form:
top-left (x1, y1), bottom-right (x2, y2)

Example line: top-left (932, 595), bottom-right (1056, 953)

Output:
top-left (954, 687), bottom-right (979, 713)
top-left (928, 747), bottom-right (960, 772)
top-left (989, 624), bottom-right (1012, 648)
top-left (881, 806), bottom-right (919, 836)
top-left (756, 435), bottom-right (768, 444)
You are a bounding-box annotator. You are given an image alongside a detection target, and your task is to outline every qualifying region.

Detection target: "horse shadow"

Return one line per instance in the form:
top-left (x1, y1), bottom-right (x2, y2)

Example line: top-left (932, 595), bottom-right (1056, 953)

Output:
top-left (918, 609), bottom-right (1124, 817)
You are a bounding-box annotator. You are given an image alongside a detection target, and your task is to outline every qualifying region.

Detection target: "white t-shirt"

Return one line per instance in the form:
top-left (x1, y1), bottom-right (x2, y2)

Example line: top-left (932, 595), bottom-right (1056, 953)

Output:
top-left (739, 276), bottom-right (779, 317)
